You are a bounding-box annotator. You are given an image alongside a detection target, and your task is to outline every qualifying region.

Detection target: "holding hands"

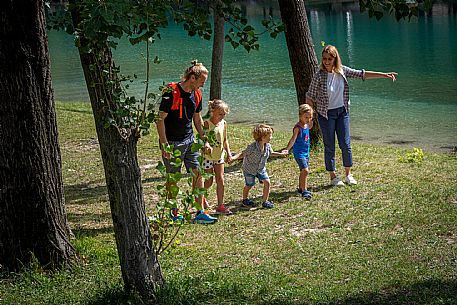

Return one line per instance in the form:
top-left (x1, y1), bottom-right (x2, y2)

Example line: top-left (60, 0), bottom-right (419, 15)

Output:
top-left (228, 152), bottom-right (243, 164)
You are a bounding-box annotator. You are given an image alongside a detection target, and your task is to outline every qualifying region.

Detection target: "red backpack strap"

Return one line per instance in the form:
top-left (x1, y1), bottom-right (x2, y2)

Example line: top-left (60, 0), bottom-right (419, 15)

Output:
top-left (166, 82), bottom-right (201, 119)
top-left (194, 88), bottom-right (202, 109)
top-left (166, 82), bottom-right (183, 118)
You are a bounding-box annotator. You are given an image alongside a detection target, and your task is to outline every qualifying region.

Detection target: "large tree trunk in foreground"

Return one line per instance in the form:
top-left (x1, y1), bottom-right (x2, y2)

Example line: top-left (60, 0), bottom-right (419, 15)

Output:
top-left (210, 1), bottom-right (225, 101)
top-left (278, 0), bottom-right (321, 144)
top-left (0, 0), bottom-right (76, 270)
top-left (69, 5), bottom-right (163, 298)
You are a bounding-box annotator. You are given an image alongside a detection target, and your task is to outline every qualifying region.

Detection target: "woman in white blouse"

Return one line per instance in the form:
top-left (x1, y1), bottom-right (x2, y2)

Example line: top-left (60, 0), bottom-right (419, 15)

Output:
top-left (306, 45), bottom-right (397, 186)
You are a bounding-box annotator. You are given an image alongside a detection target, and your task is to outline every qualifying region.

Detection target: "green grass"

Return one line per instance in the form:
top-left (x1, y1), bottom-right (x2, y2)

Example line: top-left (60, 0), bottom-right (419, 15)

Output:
top-left (1, 101), bottom-right (456, 304)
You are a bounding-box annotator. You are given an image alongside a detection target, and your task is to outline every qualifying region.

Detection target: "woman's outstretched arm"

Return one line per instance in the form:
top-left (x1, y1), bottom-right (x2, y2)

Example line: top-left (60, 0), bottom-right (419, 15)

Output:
top-left (364, 71), bottom-right (398, 81)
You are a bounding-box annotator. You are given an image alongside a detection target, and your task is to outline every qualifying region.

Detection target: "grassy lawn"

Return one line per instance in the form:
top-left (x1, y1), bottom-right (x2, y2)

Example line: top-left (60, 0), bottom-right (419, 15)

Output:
top-left (1, 102), bottom-right (456, 304)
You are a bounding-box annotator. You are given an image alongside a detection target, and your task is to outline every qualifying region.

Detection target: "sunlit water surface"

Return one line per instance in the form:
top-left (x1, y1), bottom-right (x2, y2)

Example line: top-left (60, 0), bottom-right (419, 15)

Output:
top-left (48, 1), bottom-right (457, 151)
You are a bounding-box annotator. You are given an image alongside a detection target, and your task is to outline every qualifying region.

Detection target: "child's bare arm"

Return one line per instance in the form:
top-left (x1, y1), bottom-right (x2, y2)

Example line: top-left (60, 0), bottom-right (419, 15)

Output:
top-left (285, 127), bottom-right (300, 153)
top-left (223, 122), bottom-right (233, 162)
top-left (229, 151), bottom-right (244, 163)
top-left (202, 120), bottom-right (213, 154)
top-left (271, 150), bottom-right (288, 157)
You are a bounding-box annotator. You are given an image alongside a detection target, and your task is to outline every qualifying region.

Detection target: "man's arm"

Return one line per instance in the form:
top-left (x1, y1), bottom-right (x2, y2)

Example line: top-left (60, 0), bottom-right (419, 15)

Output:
top-left (156, 111), bottom-right (170, 159)
top-left (193, 112), bottom-right (204, 138)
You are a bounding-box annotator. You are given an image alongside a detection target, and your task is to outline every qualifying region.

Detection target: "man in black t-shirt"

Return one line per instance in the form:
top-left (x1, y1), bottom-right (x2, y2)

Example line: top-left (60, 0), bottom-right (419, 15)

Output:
top-left (156, 60), bottom-right (216, 224)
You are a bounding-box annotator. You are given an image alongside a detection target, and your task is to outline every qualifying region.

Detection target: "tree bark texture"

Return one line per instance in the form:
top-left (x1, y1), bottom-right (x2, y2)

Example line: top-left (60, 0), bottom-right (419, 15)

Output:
top-left (69, 5), bottom-right (163, 297)
top-left (209, 2), bottom-right (225, 101)
top-left (278, 0), bottom-right (318, 104)
top-left (278, 0), bottom-right (321, 144)
top-left (0, 0), bottom-right (76, 270)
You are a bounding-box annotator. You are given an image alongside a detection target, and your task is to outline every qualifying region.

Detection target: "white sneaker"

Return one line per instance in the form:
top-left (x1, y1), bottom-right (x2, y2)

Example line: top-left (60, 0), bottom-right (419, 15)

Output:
top-left (331, 177), bottom-right (345, 187)
top-left (345, 174), bottom-right (358, 185)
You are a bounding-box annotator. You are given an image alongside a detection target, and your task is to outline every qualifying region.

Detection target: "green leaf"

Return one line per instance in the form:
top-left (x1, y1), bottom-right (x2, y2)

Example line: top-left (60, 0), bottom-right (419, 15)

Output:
top-left (172, 149), bottom-right (182, 158)
top-left (243, 25), bottom-right (254, 32)
top-left (230, 41), bottom-right (239, 49)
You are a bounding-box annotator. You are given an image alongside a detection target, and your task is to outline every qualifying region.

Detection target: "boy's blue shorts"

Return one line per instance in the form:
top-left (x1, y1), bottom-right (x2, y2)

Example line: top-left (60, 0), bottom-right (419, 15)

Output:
top-left (294, 156), bottom-right (309, 170)
top-left (243, 172), bottom-right (269, 187)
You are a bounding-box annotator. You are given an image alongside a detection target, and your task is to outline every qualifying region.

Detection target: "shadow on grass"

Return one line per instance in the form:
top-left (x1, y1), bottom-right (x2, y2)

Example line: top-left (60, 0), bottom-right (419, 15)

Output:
top-left (225, 160), bottom-right (243, 173)
top-left (222, 189), bottom-right (298, 215)
top-left (73, 226), bottom-right (114, 237)
top-left (56, 106), bottom-right (93, 115)
top-left (142, 176), bottom-right (166, 183)
top-left (322, 278), bottom-right (457, 305)
top-left (85, 278), bottom-right (457, 305)
top-left (85, 286), bottom-right (146, 305)
top-left (64, 183), bottom-right (108, 204)
top-left (309, 184), bottom-right (334, 192)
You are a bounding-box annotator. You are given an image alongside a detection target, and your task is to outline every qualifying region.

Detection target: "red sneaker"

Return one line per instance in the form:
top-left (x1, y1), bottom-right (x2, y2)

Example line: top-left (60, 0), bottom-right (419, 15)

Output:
top-left (214, 204), bottom-right (233, 215)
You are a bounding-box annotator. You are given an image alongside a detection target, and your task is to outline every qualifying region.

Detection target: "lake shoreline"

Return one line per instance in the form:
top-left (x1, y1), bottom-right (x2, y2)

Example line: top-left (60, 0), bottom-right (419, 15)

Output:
top-left (229, 119), bottom-right (457, 153)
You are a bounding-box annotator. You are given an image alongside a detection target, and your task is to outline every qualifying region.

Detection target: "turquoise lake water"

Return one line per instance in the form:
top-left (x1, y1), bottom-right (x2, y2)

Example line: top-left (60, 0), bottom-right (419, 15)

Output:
top-left (48, 1), bottom-right (457, 151)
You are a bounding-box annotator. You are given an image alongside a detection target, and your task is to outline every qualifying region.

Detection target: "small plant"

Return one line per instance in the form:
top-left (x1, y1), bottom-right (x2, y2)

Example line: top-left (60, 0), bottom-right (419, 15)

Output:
top-left (399, 147), bottom-right (424, 163)
top-left (150, 137), bottom-right (211, 255)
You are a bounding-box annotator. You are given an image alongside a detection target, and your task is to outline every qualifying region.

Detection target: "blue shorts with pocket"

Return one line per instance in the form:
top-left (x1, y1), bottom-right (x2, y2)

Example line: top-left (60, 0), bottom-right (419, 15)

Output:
top-left (243, 172), bottom-right (269, 187)
top-left (294, 156), bottom-right (309, 171)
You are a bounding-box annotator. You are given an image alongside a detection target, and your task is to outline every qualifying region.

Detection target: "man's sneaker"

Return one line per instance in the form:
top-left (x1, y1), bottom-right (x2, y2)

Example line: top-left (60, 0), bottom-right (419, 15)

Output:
top-left (345, 174), bottom-right (358, 185)
top-left (170, 214), bottom-right (184, 221)
top-left (262, 201), bottom-right (274, 208)
top-left (242, 198), bottom-right (255, 207)
top-left (194, 210), bottom-right (217, 224)
top-left (331, 177), bottom-right (345, 187)
top-left (302, 190), bottom-right (312, 200)
top-left (214, 204), bottom-right (233, 215)
top-left (170, 208), bottom-right (184, 221)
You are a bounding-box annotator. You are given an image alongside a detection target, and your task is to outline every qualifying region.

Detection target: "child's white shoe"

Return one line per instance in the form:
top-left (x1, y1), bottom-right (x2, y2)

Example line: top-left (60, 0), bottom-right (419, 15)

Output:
top-left (345, 174), bottom-right (357, 185)
top-left (331, 177), bottom-right (345, 187)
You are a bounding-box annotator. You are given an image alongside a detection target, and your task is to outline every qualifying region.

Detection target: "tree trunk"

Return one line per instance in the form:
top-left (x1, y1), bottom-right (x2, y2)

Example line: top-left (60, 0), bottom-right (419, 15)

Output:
top-left (0, 0), bottom-right (76, 270)
top-left (209, 1), bottom-right (225, 101)
top-left (69, 5), bottom-right (163, 298)
top-left (278, 0), bottom-right (321, 144)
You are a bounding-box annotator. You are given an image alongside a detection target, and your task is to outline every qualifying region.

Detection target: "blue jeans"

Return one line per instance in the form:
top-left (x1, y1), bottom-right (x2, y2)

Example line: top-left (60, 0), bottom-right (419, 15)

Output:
top-left (318, 106), bottom-right (353, 172)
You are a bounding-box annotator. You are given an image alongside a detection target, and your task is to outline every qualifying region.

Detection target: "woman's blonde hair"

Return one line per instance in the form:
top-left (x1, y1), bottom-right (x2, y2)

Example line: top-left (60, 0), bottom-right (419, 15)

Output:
top-left (320, 45), bottom-right (343, 74)
top-left (208, 99), bottom-right (230, 115)
top-left (299, 103), bottom-right (313, 115)
top-left (252, 124), bottom-right (273, 141)
top-left (182, 59), bottom-right (208, 81)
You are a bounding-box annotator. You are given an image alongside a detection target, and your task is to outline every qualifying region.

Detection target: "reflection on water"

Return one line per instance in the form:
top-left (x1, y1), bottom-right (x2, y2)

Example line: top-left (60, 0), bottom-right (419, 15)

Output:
top-left (48, 0), bottom-right (457, 151)
top-left (345, 11), bottom-right (354, 65)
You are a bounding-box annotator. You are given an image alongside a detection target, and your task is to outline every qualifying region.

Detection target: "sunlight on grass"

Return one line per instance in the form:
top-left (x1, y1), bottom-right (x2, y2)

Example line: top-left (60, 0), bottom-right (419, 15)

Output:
top-left (1, 102), bottom-right (456, 305)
